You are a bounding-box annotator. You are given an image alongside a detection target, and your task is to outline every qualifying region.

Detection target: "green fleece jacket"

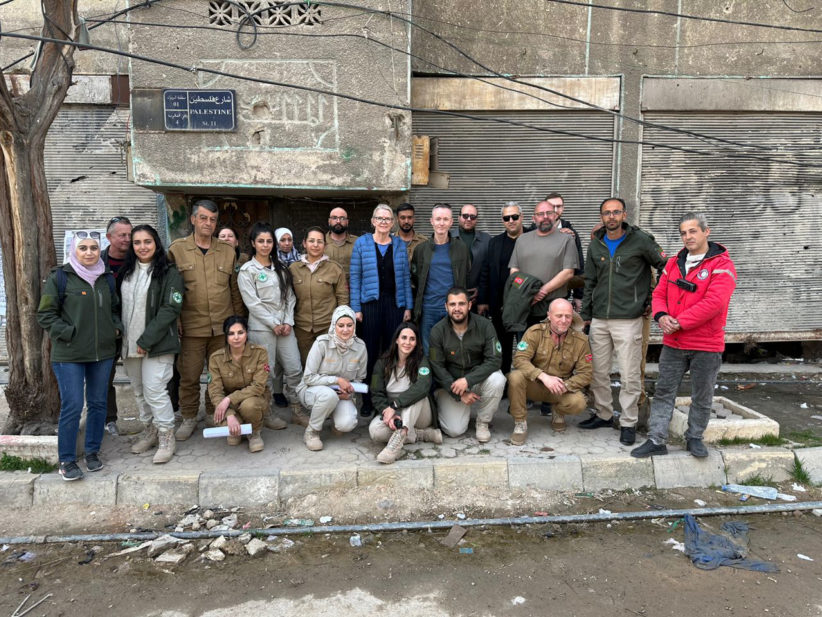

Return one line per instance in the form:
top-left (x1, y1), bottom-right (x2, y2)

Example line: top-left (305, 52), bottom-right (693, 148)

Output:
top-left (37, 264), bottom-right (122, 363)
top-left (370, 357), bottom-right (433, 412)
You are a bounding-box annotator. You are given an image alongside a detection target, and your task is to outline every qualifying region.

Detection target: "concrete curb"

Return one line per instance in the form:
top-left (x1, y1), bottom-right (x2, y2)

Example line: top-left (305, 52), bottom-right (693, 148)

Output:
top-left (2, 446), bottom-right (809, 509)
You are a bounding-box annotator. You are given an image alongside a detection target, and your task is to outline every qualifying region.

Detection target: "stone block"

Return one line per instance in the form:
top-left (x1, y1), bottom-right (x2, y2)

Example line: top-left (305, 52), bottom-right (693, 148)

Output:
top-left (0, 435), bottom-right (59, 464)
top-left (199, 471), bottom-right (278, 507)
top-left (33, 472), bottom-right (117, 506)
top-left (278, 466), bottom-right (357, 501)
top-left (721, 448), bottom-right (795, 483)
top-left (433, 458), bottom-right (508, 489)
top-left (508, 456), bottom-right (583, 491)
top-left (117, 472), bottom-right (200, 506)
top-left (581, 455), bottom-right (654, 491)
top-left (653, 451), bottom-right (726, 489)
top-left (669, 396), bottom-right (779, 443)
top-left (0, 472), bottom-right (35, 507)
top-left (357, 460), bottom-right (434, 489)
top-left (795, 447), bottom-right (822, 484)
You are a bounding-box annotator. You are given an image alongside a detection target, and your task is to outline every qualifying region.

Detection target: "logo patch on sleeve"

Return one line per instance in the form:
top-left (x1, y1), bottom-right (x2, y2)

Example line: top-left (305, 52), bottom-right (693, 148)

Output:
top-left (513, 276), bottom-right (525, 287)
top-left (697, 269), bottom-right (709, 280)
top-left (171, 291), bottom-right (183, 304)
top-left (585, 354), bottom-right (593, 363)
top-left (258, 272), bottom-right (268, 282)
top-left (517, 341), bottom-right (528, 351)
top-left (418, 366), bottom-right (430, 376)
top-left (263, 363), bottom-right (271, 373)
top-left (206, 373), bottom-right (213, 383)
top-left (495, 341), bottom-right (502, 353)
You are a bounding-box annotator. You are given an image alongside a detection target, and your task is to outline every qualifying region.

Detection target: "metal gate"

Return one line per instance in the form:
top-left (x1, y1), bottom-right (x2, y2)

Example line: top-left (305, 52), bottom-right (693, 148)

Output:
top-left (639, 112), bottom-right (822, 341)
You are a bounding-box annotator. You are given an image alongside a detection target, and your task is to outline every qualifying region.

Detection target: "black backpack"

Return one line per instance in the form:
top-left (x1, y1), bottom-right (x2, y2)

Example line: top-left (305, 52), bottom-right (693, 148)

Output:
top-left (54, 267), bottom-right (116, 310)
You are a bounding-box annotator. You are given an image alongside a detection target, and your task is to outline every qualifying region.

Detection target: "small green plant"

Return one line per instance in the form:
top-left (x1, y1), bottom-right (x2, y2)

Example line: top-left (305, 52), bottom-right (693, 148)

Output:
top-left (0, 452), bottom-right (57, 474)
top-left (738, 474), bottom-right (774, 486)
top-left (790, 458), bottom-right (811, 485)
top-left (785, 430), bottom-right (822, 448)
top-left (717, 434), bottom-right (784, 447)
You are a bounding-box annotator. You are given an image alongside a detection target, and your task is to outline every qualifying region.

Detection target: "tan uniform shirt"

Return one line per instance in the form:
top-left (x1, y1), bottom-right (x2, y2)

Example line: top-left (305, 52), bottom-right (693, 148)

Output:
top-left (289, 259), bottom-right (349, 333)
top-left (296, 334), bottom-right (367, 396)
top-left (207, 344), bottom-right (270, 412)
top-left (324, 232), bottom-right (358, 280)
top-left (512, 325), bottom-right (593, 392)
top-left (401, 232), bottom-right (428, 263)
top-left (168, 235), bottom-right (244, 337)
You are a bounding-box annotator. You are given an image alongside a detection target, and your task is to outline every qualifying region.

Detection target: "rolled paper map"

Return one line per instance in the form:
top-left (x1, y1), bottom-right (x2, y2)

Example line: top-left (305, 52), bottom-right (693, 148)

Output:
top-left (203, 424), bottom-right (253, 438)
top-left (331, 382), bottom-right (369, 393)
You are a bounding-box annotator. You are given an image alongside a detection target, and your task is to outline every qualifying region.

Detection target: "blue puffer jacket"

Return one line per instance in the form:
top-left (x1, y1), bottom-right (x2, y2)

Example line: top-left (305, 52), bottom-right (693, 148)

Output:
top-left (349, 234), bottom-right (413, 312)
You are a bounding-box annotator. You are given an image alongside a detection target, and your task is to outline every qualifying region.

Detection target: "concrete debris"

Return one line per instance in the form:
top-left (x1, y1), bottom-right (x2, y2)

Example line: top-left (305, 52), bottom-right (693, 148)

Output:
top-left (210, 536), bottom-right (229, 550)
top-left (238, 533), bottom-right (252, 545)
top-left (205, 519), bottom-right (219, 530)
top-left (511, 596), bottom-right (526, 605)
top-left (776, 493), bottom-right (797, 502)
top-left (203, 510), bottom-right (214, 519)
top-left (284, 518), bottom-right (314, 526)
top-left (221, 513), bottom-right (239, 528)
top-left (456, 512), bottom-right (467, 520)
top-left (107, 541), bottom-right (152, 558)
top-left (349, 534), bottom-right (362, 547)
top-left (441, 525), bottom-right (467, 548)
top-left (177, 514), bottom-right (203, 528)
top-left (147, 535), bottom-right (183, 558)
top-left (694, 499), bottom-right (707, 507)
top-left (319, 516), bottom-right (333, 524)
top-left (204, 549), bottom-right (225, 562)
top-left (155, 544), bottom-right (192, 565)
top-left (811, 509), bottom-right (822, 517)
top-left (222, 540), bottom-right (245, 556)
top-left (245, 538), bottom-right (269, 557)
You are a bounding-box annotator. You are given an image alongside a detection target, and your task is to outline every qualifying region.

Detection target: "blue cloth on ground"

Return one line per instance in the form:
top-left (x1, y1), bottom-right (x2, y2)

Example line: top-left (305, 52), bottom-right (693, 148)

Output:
top-left (682, 514), bottom-right (778, 572)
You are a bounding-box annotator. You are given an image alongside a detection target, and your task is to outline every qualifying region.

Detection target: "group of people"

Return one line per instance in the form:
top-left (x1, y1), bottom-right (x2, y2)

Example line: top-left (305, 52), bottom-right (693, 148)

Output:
top-left (36, 194), bottom-right (736, 482)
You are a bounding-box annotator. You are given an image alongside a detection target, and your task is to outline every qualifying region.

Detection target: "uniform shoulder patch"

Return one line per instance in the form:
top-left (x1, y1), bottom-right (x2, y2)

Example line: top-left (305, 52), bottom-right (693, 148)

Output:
top-left (585, 354), bottom-right (593, 363)
top-left (258, 272), bottom-right (268, 282)
top-left (495, 341), bottom-right (502, 353)
top-left (171, 291), bottom-right (183, 304)
top-left (206, 372), bottom-right (213, 383)
top-left (517, 341), bottom-right (528, 351)
top-left (697, 268), bottom-right (709, 280)
top-left (235, 264), bottom-right (241, 273)
top-left (418, 366), bottom-right (430, 376)
top-left (263, 363), bottom-right (271, 373)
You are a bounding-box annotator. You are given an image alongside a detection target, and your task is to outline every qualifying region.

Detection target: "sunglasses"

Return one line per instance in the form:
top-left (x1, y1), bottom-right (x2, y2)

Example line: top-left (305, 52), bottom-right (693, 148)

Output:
top-left (502, 214), bottom-right (520, 222)
top-left (75, 231), bottom-right (102, 240)
top-left (108, 216), bottom-right (131, 226)
top-left (461, 213), bottom-right (478, 220)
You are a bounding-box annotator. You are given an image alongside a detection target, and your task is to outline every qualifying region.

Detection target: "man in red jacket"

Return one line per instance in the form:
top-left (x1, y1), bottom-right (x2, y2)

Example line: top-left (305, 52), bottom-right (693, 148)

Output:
top-left (631, 212), bottom-right (737, 459)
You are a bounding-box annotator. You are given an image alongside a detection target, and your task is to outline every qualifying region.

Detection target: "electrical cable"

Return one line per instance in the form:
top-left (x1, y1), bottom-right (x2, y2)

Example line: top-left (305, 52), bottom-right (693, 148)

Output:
top-left (545, 0), bottom-right (822, 34)
top-left (2, 29), bottom-right (819, 169)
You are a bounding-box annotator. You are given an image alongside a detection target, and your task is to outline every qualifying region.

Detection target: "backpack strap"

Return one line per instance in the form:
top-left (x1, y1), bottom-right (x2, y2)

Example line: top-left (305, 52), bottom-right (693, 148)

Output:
top-left (56, 268), bottom-right (116, 310)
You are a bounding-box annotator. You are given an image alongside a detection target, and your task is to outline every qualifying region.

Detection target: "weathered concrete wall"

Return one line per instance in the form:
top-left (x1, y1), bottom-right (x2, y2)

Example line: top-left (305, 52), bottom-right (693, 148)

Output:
top-left (128, 0), bottom-right (412, 193)
top-left (0, 0), bottom-right (130, 75)
top-left (410, 0), bottom-right (822, 211)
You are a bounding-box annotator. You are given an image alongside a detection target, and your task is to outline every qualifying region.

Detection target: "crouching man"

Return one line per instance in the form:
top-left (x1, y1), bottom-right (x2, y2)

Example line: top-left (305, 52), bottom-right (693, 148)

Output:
top-left (507, 299), bottom-right (592, 445)
top-left (632, 212), bottom-right (737, 459)
top-left (429, 287), bottom-right (505, 442)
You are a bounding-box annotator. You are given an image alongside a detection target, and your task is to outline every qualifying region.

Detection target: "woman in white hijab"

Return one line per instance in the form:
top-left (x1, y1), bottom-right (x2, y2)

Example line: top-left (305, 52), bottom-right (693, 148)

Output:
top-left (296, 306), bottom-right (367, 451)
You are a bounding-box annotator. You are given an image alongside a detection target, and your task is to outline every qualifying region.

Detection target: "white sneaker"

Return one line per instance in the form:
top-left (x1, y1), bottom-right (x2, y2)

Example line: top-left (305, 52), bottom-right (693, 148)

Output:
top-left (475, 421), bottom-right (491, 443)
top-left (304, 427), bottom-right (323, 451)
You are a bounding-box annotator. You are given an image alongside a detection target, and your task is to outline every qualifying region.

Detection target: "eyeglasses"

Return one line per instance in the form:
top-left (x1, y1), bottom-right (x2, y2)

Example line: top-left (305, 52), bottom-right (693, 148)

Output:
top-left (373, 217), bottom-right (392, 224)
top-left (329, 215), bottom-right (348, 222)
top-left (533, 211), bottom-right (555, 218)
top-left (461, 213), bottom-right (478, 220)
top-left (502, 214), bottom-right (520, 222)
top-left (602, 210), bottom-right (624, 217)
top-left (75, 231), bottom-right (102, 240)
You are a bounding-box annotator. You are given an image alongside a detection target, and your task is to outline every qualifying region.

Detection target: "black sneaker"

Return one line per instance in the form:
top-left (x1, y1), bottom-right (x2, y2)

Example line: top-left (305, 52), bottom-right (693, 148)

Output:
top-left (59, 461), bottom-right (84, 481)
top-left (630, 439), bottom-right (668, 458)
top-left (686, 438), bottom-right (709, 458)
top-left (273, 393), bottom-right (289, 408)
top-left (578, 414), bottom-right (613, 430)
top-left (85, 452), bottom-right (104, 472)
top-left (619, 426), bottom-right (636, 445)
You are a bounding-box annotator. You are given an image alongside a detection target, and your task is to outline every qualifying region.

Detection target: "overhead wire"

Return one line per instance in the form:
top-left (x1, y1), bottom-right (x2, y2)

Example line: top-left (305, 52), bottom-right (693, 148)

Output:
top-left (1, 28), bottom-right (819, 170)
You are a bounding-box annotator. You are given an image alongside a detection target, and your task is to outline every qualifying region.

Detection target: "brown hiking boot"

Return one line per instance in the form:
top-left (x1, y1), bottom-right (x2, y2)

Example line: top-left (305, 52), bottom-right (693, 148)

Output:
top-left (377, 429), bottom-right (406, 464)
top-left (418, 427), bottom-right (443, 444)
top-left (226, 433), bottom-right (242, 446)
top-left (304, 427), bottom-right (323, 451)
top-left (264, 412), bottom-right (288, 430)
top-left (511, 421), bottom-right (528, 446)
top-left (153, 428), bottom-right (176, 464)
top-left (131, 424), bottom-right (158, 454)
top-left (175, 417), bottom-right (198, 441)
top-left (291, 403), bottom-right (309, 427)
top-left (248, 430), bottom-right (264, 453)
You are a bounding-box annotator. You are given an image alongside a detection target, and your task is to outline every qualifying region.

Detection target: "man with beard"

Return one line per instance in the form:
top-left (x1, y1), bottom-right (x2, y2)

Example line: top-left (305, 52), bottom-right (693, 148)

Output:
top-left (508, 200), bottom-right (578, 328)
top-left (478, 201), bottom-right (524, 374)
top-left (507, 299), bottom-right (593, 444)
top-left (325, 207), bottom-right (358, 283)
top-left (395, 202), bottom-right (427, 262)
top-left (429, 288), bottom-right (504, 442)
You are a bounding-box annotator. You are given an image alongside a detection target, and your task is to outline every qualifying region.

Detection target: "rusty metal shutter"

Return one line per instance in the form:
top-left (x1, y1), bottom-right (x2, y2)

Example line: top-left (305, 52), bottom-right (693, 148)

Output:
top-left (639, 112), bottom-right (822, 342)
top-left (0, 105), bottom-right (158, 360)
top-left (408, 111), bottom-right (615, 240)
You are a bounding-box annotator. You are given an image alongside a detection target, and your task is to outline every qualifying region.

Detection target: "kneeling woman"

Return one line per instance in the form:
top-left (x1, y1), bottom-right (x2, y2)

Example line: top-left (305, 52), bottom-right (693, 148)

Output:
top-left (298, 306), bottom-right (367, 451)
top-left (208, 316), bottom-right (270, 452)
top-left (368, 322), bottom-right (442, 464)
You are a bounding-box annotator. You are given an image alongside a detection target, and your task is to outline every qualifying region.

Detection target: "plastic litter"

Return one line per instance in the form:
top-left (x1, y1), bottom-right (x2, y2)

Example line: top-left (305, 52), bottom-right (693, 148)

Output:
top-left (694, 499), bottom-right (707, 507)
top-left (284, 518), bottom-right (314, 527)
top-left (683, 515), bottom-right (778, 572)
top-left (319, 516), bottom-right (333, 524)
top-left (776, 493), bottom-right (797, 502)
top-left (664, 538), bottom-right (686, 553)
top-left (799, 403), bottom-right (809, 409)
top-left (459, 547), bottom-right (474, 554)
top-left (797, 554), bottom-right (814, 561)
top-left (456, 513), bottom-right (466, 520)
top-left (748, 443), bottom-right (762, 449)
top-left (812, 509), bottom-right (822, 517)
top-left (598, 508), bottom-right (612, 516)
top-left (811, 415), bottom-right (822, 421)
top-left (511, 596), bottom-right (526, 605)
top-left (17, 551), bottom-right (36, 562)
top-left (349, 534), bottom-right (362, 547)
top-left (721, 484), bottom-right (778, 500)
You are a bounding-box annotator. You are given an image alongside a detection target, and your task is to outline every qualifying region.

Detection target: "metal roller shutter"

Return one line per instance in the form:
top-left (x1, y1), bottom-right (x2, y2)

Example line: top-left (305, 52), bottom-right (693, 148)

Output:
top-left (408, 111), bottom-right (615, 243)
top-left (639, 113), bottom-right (822, 342)
top-left (0, 105), bottom-right (158, 360)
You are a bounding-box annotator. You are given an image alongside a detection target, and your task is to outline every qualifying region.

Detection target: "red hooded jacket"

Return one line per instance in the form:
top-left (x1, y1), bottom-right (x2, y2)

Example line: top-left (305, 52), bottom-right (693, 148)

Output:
top-left (652, 242), bottom-right (737, 352)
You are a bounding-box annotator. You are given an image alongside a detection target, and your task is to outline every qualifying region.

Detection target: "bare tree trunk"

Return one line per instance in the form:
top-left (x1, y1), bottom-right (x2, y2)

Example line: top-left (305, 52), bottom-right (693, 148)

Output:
top-left (0, 0), bottom-right (79, 433)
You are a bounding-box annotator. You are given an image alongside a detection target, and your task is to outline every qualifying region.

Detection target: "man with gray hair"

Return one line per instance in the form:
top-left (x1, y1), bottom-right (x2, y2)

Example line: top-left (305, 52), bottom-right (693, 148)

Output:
top-left (632, 212), bottom-right (737, 459)
top-left (168, 199), bottom-right (245, 440)
top-left (478, 201), bottom-right (524, 374)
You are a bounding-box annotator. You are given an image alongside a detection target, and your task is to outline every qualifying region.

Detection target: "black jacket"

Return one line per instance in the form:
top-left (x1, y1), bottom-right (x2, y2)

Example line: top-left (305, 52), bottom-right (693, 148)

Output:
top-left (478, 232), bottom-right (518, 313)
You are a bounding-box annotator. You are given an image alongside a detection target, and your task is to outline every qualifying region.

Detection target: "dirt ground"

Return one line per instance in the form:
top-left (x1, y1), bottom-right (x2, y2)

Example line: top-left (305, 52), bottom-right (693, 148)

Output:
top-left (2, 489), bottom-right (822, 617)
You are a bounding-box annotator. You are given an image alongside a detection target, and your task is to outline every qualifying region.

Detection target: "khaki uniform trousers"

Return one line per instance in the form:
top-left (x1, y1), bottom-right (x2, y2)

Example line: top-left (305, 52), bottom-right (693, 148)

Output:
top-left (507, 369), bottom-right (586, 422)
top-left (589, 316), bottom-right (644, 428)
top-left (177, 334), bottom-right (223, 419)
top-left (295, 327), bottom-right (326, 366)
top-left (224, 396), bottom-right (266, 432)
